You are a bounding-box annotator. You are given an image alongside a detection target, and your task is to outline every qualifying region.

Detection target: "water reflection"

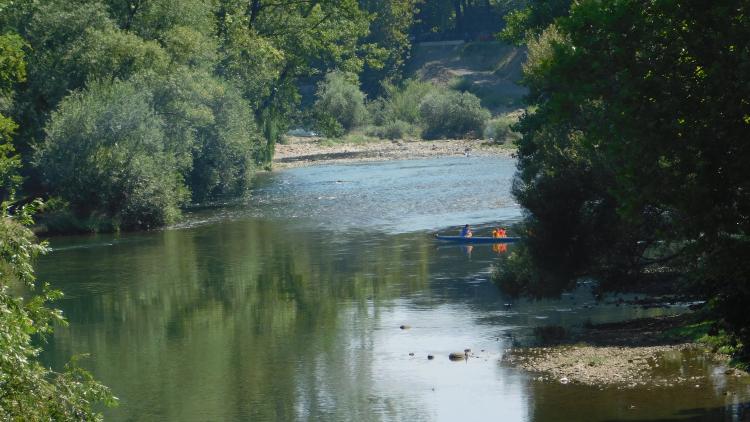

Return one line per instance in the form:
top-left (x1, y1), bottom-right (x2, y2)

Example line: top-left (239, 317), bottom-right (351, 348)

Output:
top-left (35, 157), bottom-right (750, 421)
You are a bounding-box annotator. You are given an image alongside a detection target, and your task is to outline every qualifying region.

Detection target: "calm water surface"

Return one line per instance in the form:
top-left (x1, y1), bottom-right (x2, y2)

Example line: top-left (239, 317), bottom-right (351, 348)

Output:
top-left (37, 157), bottom-right (750, 421)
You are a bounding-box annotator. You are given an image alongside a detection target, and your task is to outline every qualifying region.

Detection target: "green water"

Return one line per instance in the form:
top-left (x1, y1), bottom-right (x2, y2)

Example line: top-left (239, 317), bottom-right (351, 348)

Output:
top-left (37, 158), bottom-right (750, 421)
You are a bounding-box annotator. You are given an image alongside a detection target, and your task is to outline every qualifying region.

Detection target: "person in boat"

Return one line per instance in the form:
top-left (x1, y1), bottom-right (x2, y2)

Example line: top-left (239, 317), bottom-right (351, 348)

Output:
top-left (492, 227), bottom-right (507, 238)
top-left (460, 224), bottom-right (473, 238)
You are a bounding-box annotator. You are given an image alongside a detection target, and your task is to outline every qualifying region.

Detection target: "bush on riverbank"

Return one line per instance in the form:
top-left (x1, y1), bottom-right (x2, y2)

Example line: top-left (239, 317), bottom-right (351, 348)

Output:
top-left (36, 80), bottom-right (186, 231)
top-left (419, 89), bottom-right (491, 139)
top-left (484, 115), bottom-right (522, 144)
top-left (35, 73), bottom-right (260, 232)
top-left (361, 79), bottom-right (491, 141)
top-left (365, 120), bottom-right (420, 139)
top-left (313, 71), bottom-right (368, 137)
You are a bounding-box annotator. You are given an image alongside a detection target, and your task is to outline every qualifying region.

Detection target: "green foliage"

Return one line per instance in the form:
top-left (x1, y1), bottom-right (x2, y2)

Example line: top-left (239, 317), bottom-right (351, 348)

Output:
top-left (374, 79), bottom-right (434, 125)
top-left (366, 119), bottom-right (418, 140)
top-left (412, 0), bottom-right (519, 41)
top-left (36, 79), bottom-right (186, 230)
top-left (13, 0), bottom-right (114, 145)
top-left (419, 89), bottom-right (490, 139)
top-left (484, 115), bottom-right (521, 143)
top-left (0, 33), bottom-right (25, 201)
top-left (186, 77), bottom-right (260, 201)
top-left (69, 27), bottom-right (170, 82)
top-left (499, 0), bottom-right (750, 353)
top-left (143, 68), bottom-right (261, 201)
top-left (216, 0), bottom-right (375, 164)
top-left (315, 112), bottom-right (346, 139)
top-left (0, 0), bottom-right (403, 227)
top-left (161, 26), bottom-right (218, 69)
top-left (314, 71), bottom-right (368, 134)
top-left (0, 211), bottom-right (117, 420)
top-left (368, 78), bottom-right (492, 140)
top-left (358, 0), bottom-right (418, 94)
top-left (499, 0), bottom-right (572, 44)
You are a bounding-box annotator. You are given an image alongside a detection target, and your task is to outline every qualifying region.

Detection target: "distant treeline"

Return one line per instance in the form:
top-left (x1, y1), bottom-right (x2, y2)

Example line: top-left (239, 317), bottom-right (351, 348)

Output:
top-left (494, 1), bottom-right (750, 360)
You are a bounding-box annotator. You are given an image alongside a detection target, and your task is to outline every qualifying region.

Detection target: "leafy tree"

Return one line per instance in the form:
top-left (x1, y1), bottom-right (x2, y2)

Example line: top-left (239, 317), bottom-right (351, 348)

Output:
top-left (0, 208), bottom-right (117, 419)
top-left (358, 0), bottom-right (418, 94)
top-left (419, 88), bottom-right (489, 139)
top-left (314, 71), bottom-right (368, 135)
top-left (413, 0), bottom-right (523, 41)
top-left (216, 0), bottom-right (374, 164)
top-left (500, 1), bottom-right (750, 350)
top-left (0, 33), bottom-right (25, 201)
top-left (36, 79), bottom-right (187, 230)
top-left (0, 28), bottom-right (115, 418)
top-left (499, 0), bottom-right (572, 44)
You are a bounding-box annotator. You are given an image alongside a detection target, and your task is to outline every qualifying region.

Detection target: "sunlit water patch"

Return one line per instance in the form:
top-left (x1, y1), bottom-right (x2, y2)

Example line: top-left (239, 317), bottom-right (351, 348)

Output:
top-left (177, 156), bottom-right (522, 234)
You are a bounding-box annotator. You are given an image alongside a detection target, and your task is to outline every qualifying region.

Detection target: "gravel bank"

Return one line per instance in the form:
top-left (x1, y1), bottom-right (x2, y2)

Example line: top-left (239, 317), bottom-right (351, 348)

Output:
top-left (273, 137), bottom-right (514, 169)
top-left (502, 314), bottom-right (749, 387)
top-left (501, 344), bottom-right (736, 387)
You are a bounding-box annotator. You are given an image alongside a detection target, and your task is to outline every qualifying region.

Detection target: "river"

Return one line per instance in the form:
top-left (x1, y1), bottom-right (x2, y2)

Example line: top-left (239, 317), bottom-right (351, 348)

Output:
top-left (37, 157), bottom-right (749, 421)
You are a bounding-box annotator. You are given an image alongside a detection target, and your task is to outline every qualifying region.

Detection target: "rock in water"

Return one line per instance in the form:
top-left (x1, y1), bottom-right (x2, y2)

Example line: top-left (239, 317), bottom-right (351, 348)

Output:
top-left (449, 352), bottom-right (467, 361)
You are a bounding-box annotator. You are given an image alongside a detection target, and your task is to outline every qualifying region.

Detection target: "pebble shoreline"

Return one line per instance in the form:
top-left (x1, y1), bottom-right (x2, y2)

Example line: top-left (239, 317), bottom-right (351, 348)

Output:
top-left (272, 137), bottom-right (514, 169)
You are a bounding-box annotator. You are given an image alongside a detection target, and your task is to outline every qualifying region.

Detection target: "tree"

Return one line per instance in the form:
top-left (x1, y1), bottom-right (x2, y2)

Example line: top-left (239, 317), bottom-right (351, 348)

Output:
top-left (499, 0), bottom-right (572, 44)
top-left (36, 79), bottom-right (187, 230)
top-left (419, 88), bottom-right (489, 139)
top-left (0, 27), bottom-right (115, 418)
top-left (413, 0), bottom-right (521, 41)
top-left (500, 1), bottom-right (750, 349)
top-left (314, 71), bottom-right (368, 136)
top-left (0, 33), bottom-right (25, 202)
top-left (358, 0), bottom-right (418, 94)
top-left (216, 0), bottom-right (374, 164)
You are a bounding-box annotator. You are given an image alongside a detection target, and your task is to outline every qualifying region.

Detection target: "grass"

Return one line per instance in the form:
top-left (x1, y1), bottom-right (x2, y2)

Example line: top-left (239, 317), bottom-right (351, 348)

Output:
top-left (662, 318), bottom-right (747, 369)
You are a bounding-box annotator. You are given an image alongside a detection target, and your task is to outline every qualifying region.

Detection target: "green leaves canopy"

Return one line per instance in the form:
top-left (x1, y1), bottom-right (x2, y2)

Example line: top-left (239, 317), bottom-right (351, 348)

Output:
top-left (506, 0), bottom-right (750, 342)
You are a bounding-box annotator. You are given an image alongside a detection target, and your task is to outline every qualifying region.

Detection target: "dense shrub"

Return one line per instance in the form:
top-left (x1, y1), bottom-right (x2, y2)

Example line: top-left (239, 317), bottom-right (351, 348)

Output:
top-left (366, 120), bottom-right (418, 140)
top-left (314, 71), bottom-right (368, 135)
top-left (418, 90), bottom-right (490, 139)
top-left (148, 71), bottom-right (260, 201)
top-left (378, 79), bottom-right (434, 124)
top-left (36, 79), bottom-right (187, 230)
top-left (484, 115), bottom-right (521, 143)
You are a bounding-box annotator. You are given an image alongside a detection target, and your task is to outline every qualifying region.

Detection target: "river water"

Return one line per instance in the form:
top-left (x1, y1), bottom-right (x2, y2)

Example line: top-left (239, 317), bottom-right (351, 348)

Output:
top-left (37, 157), bottom-right (749, 421)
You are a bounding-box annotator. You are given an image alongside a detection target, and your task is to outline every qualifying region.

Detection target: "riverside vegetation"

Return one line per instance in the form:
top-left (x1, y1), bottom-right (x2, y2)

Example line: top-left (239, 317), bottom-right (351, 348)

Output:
top-left (492, 0), bottom-right (750, 370)
top-left (2, 0), bottom-right (749, 417)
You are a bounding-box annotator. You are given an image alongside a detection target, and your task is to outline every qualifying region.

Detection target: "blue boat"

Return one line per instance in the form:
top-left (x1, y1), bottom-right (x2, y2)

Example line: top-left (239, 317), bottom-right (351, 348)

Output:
top-left (434, 234), bottom-right (521, 244)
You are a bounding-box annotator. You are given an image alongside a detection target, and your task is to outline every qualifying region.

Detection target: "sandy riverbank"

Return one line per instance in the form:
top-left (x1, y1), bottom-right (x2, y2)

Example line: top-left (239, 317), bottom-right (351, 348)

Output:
top-left (273, 136), bottom-right (514, 169)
